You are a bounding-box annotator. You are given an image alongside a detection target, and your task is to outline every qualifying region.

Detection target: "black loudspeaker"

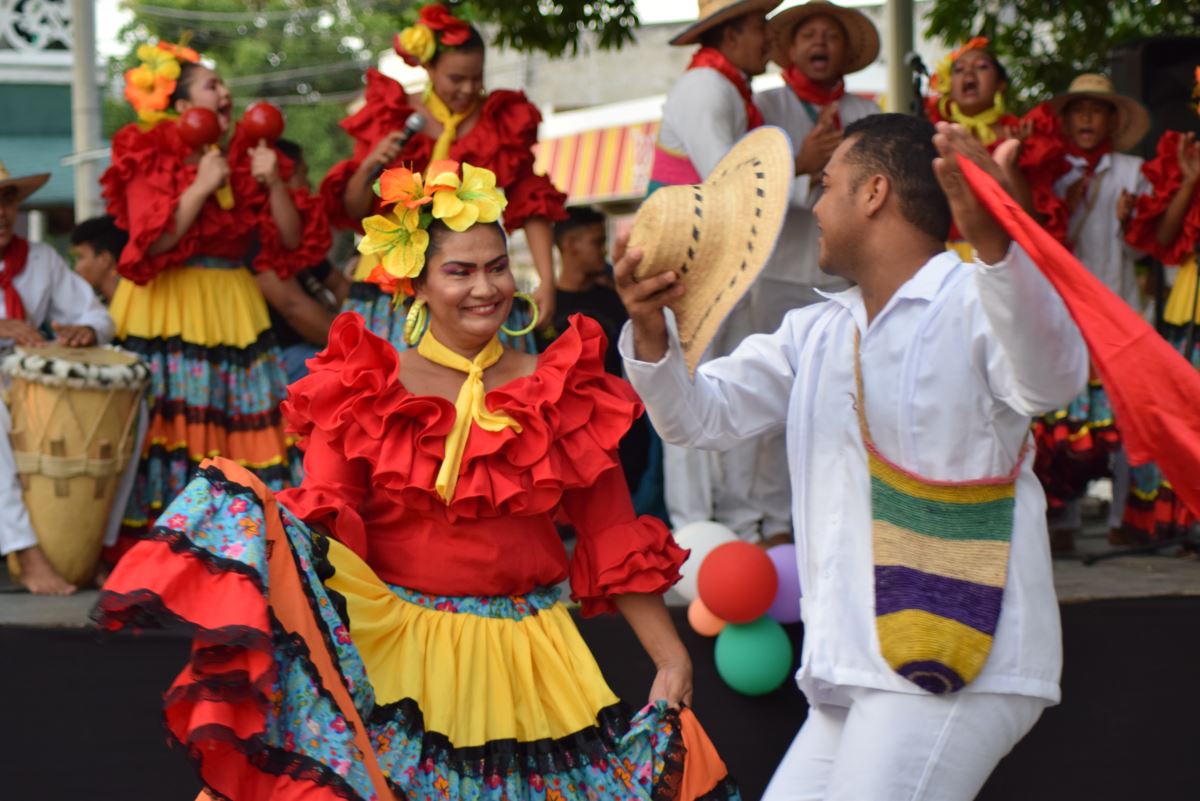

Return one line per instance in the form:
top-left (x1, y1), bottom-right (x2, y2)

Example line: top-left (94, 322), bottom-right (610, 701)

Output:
top-left (1108, 36), bottom-right (1200, 159)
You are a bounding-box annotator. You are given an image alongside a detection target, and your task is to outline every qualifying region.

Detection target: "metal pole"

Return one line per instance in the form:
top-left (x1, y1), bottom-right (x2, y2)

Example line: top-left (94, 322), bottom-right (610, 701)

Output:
top-left (885, 0), bottom-right (915, 114)
top-left (70, 0), bottom-right (102, 222)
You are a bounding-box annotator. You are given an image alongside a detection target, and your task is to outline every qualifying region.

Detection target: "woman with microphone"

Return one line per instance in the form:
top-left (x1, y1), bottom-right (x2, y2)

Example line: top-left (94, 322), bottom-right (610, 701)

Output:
top-left (322, 3), bottom-right (566, 352)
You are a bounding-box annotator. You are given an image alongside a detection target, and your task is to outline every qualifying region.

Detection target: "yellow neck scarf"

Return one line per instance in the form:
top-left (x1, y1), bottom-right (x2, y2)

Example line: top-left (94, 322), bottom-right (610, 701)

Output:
top-left (418, 328), bottom-right (522, 503)
top-left (939, 94), bottom-right (1005, 146)
top-left (424, 87), bottom-right (481, 162)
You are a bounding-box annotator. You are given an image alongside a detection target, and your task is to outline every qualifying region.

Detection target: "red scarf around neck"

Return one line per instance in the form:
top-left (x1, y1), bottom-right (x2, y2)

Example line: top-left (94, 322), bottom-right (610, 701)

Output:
top-left (1, 236), bottom-right (29, 322)
top-left (783, 66), bottom-right (845, 128)
top-left (1065, 139), bottom-right (1113, 176)
top-left (688, 47), bottom-right (763, 130)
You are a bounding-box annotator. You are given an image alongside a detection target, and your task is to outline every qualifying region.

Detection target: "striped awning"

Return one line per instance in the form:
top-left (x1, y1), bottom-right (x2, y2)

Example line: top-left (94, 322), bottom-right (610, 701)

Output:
top-left (535, 121), bottom-right (660, 205)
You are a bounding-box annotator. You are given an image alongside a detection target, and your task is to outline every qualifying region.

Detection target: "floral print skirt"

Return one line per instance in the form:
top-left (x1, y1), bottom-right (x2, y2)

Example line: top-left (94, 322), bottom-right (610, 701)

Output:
top-left (92, 458), bottom-right (740, 801)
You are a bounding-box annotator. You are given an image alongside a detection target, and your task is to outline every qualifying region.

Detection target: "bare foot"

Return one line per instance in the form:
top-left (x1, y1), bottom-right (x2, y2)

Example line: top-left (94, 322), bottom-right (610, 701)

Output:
top-left (14, 546), bottom-right (77, 595)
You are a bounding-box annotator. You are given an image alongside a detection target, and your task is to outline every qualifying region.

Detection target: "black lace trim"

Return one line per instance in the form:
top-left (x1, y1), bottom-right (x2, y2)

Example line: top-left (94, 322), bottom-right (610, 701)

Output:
top-left (119, 330), bottom-right (283, 369)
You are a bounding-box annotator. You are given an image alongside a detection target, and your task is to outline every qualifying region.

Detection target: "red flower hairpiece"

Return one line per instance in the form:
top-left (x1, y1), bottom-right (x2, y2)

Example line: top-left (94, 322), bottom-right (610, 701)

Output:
top-left (419, 3), bottom-right (470, 46)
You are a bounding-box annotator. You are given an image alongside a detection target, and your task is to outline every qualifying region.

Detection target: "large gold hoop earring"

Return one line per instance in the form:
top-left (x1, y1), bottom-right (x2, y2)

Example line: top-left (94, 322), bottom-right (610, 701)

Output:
top-left (404, 298), bottom-right (428, 346)
top-left (500, 291), bottom-right (540, 338)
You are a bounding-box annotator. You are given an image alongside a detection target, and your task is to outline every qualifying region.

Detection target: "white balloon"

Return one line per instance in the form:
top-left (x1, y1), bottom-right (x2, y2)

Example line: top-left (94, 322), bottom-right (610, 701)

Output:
top-left (671, 521), bottom-right (738, 602)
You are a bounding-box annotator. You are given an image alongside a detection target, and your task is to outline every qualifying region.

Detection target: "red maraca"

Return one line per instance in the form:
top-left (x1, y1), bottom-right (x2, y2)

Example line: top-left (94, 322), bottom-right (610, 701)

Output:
top-left (177, 107), bottom-right (234, 210)
top-left (242, 102), bottom-right (285, 144)
top-left (177, 107), bottom-right (222, 149)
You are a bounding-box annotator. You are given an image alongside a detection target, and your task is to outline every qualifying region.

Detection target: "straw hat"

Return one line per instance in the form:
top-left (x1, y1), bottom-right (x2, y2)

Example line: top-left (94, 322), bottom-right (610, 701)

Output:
top-left (1050, 74), bottom-right (1151, 153)
top-left (0, 162), bottom-right (49, 204)
top-left (670, 0), bottom-right (783, 47)
top-left (769, 0), bottom-right (880, 75)
top-left (629, 126), bottom-right (793, 374)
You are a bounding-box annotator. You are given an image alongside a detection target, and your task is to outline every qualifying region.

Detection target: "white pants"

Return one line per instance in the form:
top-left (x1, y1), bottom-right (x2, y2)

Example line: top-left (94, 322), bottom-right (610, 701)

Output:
top-left (762, 689), bottom-right (1046, 801)
top-left (0, 400), bottom-right (147, 556)
top-left (0, 402), bottom-right (37, 556)
top-left (663, 280), bottom-right (816, 539)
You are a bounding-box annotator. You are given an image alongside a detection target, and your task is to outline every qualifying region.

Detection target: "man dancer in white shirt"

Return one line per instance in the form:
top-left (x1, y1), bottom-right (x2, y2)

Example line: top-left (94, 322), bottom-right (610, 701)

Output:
top-left (616, 116), bottom-right (1087, 800)
top-left (0, 165), bottom-right (115, 594)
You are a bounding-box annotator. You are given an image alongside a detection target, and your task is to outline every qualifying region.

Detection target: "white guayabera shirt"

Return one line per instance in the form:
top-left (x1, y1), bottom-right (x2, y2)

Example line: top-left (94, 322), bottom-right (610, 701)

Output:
top-left (621, 246), bottom-right (1087, 705)
top-left (0, 241), bottom-right (114, 346)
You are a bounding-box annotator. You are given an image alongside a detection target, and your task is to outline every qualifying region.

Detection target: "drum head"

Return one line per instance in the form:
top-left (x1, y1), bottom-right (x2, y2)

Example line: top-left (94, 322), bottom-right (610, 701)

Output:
top-left (14, 344), bottom-right (141, 367)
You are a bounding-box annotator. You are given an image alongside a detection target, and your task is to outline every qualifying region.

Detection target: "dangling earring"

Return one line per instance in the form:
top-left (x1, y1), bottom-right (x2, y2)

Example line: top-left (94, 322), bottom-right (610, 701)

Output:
top-left (404, 298), bottom-right (428, 346)
top-left (500, 291), bottom-right (540, 337)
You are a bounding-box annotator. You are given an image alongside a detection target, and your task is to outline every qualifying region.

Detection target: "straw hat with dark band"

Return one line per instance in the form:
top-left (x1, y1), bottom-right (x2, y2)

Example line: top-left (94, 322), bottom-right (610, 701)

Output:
top-left (769, 0), bottom-right (880, 75)
top-left (0, 162), bottom-right (49, 204)
top-left (629, 126), bottom-right (793, 373)
top-left (670, 0), bottom-right (783, 47)
top-left (1050, 73), bottom-right (1151, 153)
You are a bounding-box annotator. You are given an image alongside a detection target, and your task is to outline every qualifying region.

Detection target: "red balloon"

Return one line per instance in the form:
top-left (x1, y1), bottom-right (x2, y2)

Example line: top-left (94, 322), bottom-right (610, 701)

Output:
top-left (242, 101), bottom-right (285, 144)
top-left (697, 541), bottom-right (779, 624)
top-left (177, 107), bottom-right (221, 149)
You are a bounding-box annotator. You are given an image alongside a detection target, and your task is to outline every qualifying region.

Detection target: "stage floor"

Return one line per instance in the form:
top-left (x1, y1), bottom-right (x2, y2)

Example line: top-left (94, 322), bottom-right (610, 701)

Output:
top-left (3, 523), bottom-right (1199, 801)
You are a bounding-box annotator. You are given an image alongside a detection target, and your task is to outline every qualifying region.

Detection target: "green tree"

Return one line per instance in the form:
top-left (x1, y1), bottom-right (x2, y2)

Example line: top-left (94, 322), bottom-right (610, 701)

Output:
top-left (108, 1), bottom-right (639, 179)
top-left (924, 0), bottom-right (1200, 109)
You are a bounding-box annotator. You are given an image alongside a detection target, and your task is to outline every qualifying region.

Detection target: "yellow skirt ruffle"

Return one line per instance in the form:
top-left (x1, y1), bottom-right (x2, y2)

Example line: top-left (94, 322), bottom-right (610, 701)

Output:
top-left (111, 265), bottom-right (272, 348)
top-left (325, 537), bottom-right (621, 749)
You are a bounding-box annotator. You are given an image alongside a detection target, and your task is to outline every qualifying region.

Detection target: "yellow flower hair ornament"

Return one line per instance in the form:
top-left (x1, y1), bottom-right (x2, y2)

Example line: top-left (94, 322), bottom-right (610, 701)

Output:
top-left (359, 160), bottom-right (507, 295)
top-left (124, 39), bottom-right (201, 127)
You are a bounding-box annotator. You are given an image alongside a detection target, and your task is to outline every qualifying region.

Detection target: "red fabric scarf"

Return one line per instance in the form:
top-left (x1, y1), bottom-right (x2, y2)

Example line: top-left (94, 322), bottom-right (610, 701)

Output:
top-left (782, 66), bottom-right (845, 128)
top-left (1065, 139), bottom-right (1113, 177)
top-left (958, 154), bottom-right (1200, 524)
top-left (1, 236), bottom-right (29, 322)
top-left (688, 47), bottom-right (763, 130)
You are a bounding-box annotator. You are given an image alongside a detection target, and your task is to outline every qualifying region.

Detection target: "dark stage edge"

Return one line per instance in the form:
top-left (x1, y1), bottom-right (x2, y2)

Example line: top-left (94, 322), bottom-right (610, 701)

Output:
top-left (2, 597), bottom-right (1197, 801)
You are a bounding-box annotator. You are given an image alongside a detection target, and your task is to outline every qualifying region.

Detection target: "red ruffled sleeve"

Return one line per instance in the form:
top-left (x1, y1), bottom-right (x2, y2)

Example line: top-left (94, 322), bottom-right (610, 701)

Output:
top-left (1126, 130), bottom-right (1200, 264)
top-left (319, 158), bottom-right (368, 232)
top-left (276, 314), bottom-right (392, 559)
top-left (253, 183), bottom-right (331, 278)
top-left (564, 465), bottom-right (685, 617)
top-left (463, 91), bottom-right (567, 231)
top-left (1017, 102), bottom-right (1071, 245)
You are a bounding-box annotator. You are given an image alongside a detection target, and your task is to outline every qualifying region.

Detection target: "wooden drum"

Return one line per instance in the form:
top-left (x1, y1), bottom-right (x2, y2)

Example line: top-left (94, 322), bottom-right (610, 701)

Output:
top-left (3, 345), bottom-right (149, 585)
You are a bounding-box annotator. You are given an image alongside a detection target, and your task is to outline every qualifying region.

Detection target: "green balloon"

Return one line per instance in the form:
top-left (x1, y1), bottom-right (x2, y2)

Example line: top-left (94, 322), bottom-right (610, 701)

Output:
top-left (714, 616), bottom-right (794, 696)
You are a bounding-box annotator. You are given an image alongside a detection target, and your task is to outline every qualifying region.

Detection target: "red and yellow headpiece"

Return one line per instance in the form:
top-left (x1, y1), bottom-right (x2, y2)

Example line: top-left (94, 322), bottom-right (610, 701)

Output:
top-left (123, 39), bottom-right (202, 127)
top-left (394, 3), bottom-right (472, 67)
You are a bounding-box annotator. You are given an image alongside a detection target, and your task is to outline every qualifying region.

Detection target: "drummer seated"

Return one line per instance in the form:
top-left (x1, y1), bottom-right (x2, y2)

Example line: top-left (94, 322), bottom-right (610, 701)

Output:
top-left (0, 178), bottom-right (115, 595)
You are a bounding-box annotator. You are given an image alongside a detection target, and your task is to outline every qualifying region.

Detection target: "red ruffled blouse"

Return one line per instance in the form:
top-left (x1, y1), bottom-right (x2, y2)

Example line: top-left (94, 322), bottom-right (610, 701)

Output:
top-left (320, 68), bottom-right (567, 233)
top-left (1015, 102), bottom-right (1073, 246)
top-left (277, 312), bottom-right (685, 616)
top-left (1126, 130), bottom-right (1200, 265)
top-left (102, 120), bottom-right (331, 285)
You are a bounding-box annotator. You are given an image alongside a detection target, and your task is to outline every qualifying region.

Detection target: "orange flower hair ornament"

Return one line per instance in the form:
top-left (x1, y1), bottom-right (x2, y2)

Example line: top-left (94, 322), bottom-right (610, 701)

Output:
top-left (124, 39), bottom-right (202, 126)
top-left (394, 3), bottom-right (472, 67)
top-left (358, 160), bottom-right (507, 297)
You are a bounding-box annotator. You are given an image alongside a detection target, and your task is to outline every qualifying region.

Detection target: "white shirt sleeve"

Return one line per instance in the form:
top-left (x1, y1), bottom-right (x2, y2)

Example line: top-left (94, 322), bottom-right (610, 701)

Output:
top-left (42, 248), bottom-right (115, 345)
top-left (662, 69), bottom-right (747, 180)
top-left (974, 243), bottom-right (1088, 416)
top-left (620, 308), bottom-right (806, 450)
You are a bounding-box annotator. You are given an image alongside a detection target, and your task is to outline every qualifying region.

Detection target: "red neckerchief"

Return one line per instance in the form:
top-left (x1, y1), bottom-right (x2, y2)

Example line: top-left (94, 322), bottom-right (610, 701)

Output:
top-left (688, 47), bottom-right (763, 130)
top-left (782, 66), bottom-right (844, 129)
top-left (1, 236), bottom-right (29, 322)
top-left (1065, 139), bottom-right (1113, 176)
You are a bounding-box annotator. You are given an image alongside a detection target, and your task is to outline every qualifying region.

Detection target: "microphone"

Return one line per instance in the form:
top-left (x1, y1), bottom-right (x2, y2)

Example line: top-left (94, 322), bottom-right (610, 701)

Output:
top-left (905, 51), bottom-right (928, 76)
top-left (370, 111), bottom-right (426, 180)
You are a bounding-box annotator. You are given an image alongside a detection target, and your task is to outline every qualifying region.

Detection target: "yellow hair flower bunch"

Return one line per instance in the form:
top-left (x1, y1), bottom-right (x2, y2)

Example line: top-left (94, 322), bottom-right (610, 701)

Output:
top-left (124, 40), bottom-right (201, 126)
top-left (359, 160), bottom-right (507, 293)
